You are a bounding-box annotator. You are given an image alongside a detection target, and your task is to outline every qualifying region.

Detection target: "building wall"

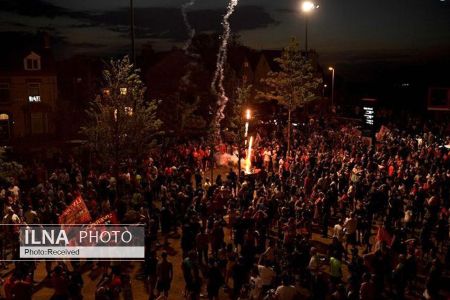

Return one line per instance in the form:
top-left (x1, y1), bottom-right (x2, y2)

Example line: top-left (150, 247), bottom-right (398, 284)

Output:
top-left (0, 74), bottom-right (57, 139)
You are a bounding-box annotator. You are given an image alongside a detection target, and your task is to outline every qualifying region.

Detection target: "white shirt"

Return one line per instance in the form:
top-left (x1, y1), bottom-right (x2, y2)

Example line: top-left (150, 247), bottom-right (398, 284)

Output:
top-left (264, 151), bottom-right (272, 162)
top-left (257, 265), bottom-right (275, 286)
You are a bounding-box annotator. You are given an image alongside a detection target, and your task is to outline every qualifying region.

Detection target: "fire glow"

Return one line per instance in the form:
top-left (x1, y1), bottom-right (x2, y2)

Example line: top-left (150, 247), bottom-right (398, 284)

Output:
top-left (245, 136), bottom-right (253, 174)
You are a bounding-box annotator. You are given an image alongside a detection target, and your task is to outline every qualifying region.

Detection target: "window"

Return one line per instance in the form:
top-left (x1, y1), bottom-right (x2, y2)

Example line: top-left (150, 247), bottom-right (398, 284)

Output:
top-left (23, 52), bottom-right (41, 71)
top-left (0, 83), bottom-right (10, 103)
top-left (28, 83), bottom-right (41, 102)
top-left (113, 107), bottom-right (133, 121)
top-left (26, 59), bottom-right (40, 69)
top-left (120, 87), bottom-right (127, 95)
top-left (30, 112), bottom-right (47, 134)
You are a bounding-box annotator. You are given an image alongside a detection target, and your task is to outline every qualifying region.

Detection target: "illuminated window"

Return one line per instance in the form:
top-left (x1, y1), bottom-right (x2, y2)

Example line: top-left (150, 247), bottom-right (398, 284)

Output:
top-left (120, 87), bottom-right (127, 95)
top-left (28, 83), bottom-right (41, 102)
top-left (125, 106), bottom-right (133, 116)
top-left (0, 114), bottom-right (9, 121)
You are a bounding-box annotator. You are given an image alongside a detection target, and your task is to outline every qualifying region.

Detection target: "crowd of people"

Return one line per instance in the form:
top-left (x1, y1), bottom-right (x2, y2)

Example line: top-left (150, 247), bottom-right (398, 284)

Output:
top-left (0, 116), bottom-right (449, 300)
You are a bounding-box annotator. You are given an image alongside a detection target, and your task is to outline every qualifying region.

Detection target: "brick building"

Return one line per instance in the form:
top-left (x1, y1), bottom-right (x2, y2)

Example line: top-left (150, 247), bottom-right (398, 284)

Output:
top-left (0, 36), bottom-right (57, 142)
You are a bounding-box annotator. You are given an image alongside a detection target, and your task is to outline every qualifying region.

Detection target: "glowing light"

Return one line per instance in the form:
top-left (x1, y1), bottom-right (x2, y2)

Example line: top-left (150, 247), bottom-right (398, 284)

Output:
top-left (245, 136), bottom-right (253, 174)
top-left (28, 96), bottom-right (41, 102)
top-left (244, 109), bottom-right (251, 143)
top-left (301, 1), bottom-right (318, 13)
top-left (120, 87), bottom-right (127, 95)
top-left (125, 106), bottom-right (133, 116)
top-left (328, 67), bottom-right (334, 71)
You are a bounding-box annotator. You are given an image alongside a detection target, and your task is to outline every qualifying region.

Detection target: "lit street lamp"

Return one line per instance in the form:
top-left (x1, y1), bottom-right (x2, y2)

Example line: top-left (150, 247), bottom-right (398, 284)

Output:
top-left (301, 1), bottom-right (319, 52)
top-left (328, 67), bottom-right (335, 107)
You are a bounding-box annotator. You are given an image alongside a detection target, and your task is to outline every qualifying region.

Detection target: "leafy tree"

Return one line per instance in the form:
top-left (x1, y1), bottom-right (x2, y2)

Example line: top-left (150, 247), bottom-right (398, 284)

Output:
top-left (81, 56), bottom-right (162, 168)
top-left (258, 38), bottom-right (322, 156)
top-left (0, 149), bottom-right (22, 184)
top-left (175, 95), bottom-right (206, 136)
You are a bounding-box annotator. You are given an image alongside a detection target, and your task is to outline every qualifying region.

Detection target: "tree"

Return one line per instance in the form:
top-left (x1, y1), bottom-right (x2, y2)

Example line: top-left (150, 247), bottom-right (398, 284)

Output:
top-left (229, 84), bottom-right (252, 177)
top-left (0, 148), bottom-right (22, 185)
top-left (175, 95), bottom-right (206, 136)
top-left (81, 56), bottom-right (162, 168)
top-left (258, 38), bottom-right (322, 156)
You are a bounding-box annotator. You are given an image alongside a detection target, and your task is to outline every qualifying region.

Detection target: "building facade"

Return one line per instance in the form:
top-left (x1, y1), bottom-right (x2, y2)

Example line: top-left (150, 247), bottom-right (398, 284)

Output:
top-left (0, 47), bottom-right (57, 142)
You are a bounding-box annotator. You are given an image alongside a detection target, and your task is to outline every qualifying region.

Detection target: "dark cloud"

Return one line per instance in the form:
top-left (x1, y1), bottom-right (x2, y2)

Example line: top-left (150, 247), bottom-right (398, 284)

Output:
top-left (2, 0), bottom-right (66, 18)
top-left (1, 2), bottom-right (277, 55)
top-left (1, 0), bottom-right (88, 19)
top-left (74, 5), bottom-right (277, 41)
top-left (68, 42), bottom-right (106, 49)
top-left (274, 8), bottom-right (296, 14)
top-left (2, 21), bottom-right (29, 28)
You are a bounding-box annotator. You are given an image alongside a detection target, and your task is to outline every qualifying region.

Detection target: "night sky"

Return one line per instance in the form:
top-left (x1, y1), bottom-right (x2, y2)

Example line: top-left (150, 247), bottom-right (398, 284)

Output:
top-left (1, 0), bottom-right (449, 66)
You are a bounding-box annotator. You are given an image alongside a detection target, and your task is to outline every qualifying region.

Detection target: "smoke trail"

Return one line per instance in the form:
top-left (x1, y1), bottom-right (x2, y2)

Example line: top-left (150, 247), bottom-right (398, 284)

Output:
top-left (211, 0), bottom-right (239, 138)
top-left (180, 0), bottom-right (200, 90)
top-left (181, 0), bottom-right (196, 53)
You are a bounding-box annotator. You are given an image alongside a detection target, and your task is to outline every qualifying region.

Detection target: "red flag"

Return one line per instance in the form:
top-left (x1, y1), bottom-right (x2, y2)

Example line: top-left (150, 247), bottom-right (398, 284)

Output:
top-left (58, 196), bottom-right (92, 224)
top-left (91, 212), bottom-right (119, 225)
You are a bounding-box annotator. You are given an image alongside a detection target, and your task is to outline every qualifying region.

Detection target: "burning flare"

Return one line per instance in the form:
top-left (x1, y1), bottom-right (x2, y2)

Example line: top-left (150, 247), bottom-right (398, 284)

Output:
top-left (245, 136), bottom-right (253, 174)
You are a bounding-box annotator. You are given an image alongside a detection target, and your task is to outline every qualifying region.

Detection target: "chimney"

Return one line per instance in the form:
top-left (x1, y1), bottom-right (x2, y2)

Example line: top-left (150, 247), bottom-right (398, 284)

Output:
top-left (43, 32), bottom-right (50, 49)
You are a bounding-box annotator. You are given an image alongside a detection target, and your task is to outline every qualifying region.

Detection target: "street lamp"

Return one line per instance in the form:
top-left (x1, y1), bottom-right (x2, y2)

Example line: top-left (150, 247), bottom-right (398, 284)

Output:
top-left (328, 67), bottom-right (335, 107)
top-left (301, 1), bottom-right (319, 52)
top-left (130, 0), bottom-right (136, 64)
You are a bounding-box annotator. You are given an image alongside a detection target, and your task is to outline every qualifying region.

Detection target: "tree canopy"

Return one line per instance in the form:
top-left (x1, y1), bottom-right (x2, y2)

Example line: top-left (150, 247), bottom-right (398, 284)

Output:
top-left (81, 56), bottom-right (162, 167)
top-left (258, 38), bottom-right (323, 155)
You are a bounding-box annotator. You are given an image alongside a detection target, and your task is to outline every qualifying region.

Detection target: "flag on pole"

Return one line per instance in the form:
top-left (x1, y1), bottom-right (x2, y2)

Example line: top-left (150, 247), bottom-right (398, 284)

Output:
top-left (59, 196), bottom-right (92, 224)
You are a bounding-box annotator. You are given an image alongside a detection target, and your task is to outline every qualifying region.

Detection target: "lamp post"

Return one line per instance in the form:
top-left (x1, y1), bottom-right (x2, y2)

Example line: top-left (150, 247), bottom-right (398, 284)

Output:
top-left (301, 1), bottom-right (319, 53)
top-left (328, 67), bottom-right (335, 107)
top-left (130, 0), bottom-right (136, 64)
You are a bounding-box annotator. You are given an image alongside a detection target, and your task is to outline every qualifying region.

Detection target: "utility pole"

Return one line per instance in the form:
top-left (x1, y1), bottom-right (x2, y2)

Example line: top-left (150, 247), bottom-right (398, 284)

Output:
top-left (130, 0), bottom-right (136, 64)
top-left (305, 17), bottom-right (308, 53)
